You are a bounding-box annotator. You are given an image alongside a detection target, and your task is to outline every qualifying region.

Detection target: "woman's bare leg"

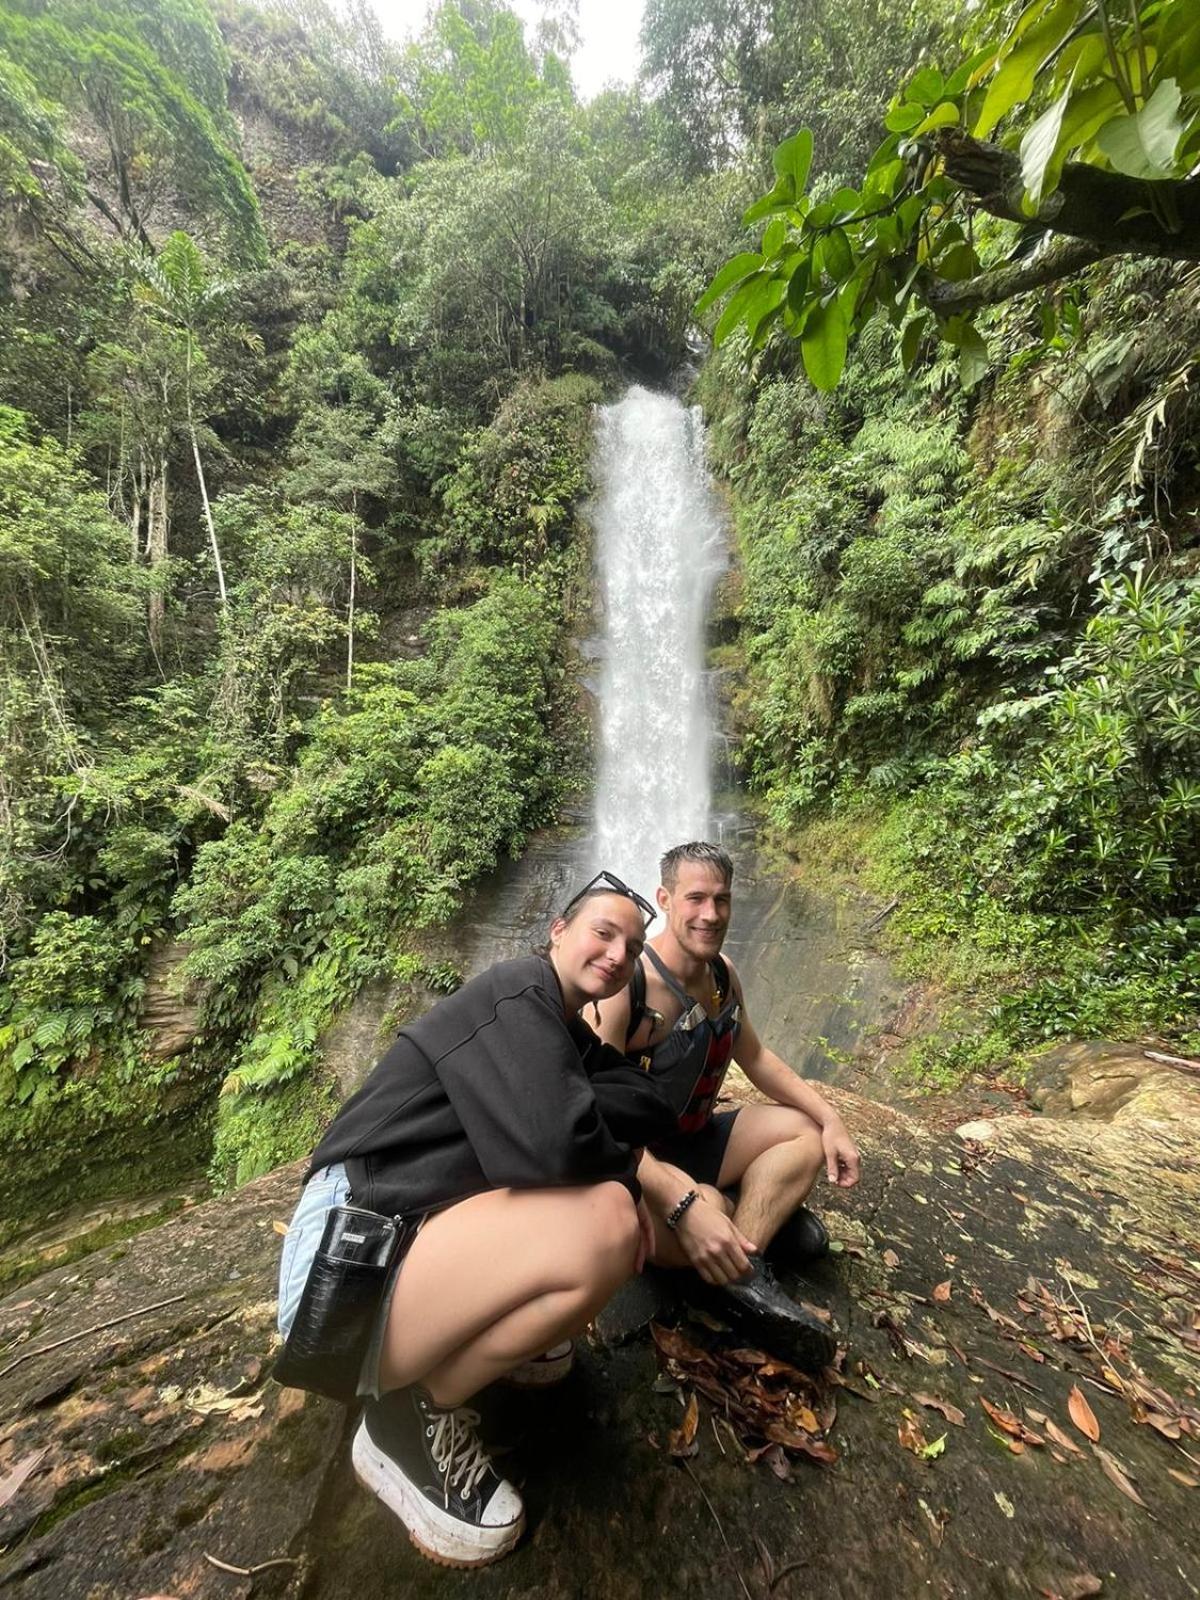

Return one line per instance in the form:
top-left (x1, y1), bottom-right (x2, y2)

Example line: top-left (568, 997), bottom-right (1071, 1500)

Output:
top-left (379, 1181), bottom-right (639, 1406)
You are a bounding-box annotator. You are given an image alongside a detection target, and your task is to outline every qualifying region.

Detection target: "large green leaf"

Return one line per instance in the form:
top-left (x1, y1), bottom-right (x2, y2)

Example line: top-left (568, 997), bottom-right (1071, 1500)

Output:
top-left (914, 101), bottom-right (960, 135)
top-left (713, 273), bottom-right (788, 345)
top-left (695, 252), bottom-right (762, 314)
top-left (1020, 82), bottom-right (1072, 207)
top-left (1097, 77), bottom-right (1185, 177)
top-left (800, 296), bottom-right (849, 391)
top-left (742, 180), bottom-right (794, 225)
top-left (974, 0), bottom-right (1081, 139)
top-left (957, 324), bottom-right (990, 391)
top-left (772, 129), bottom-right (813, 193)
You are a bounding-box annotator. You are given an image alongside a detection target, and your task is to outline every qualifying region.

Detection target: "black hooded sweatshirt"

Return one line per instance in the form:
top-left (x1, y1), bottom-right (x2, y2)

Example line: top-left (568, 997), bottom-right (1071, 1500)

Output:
top-left (307, 954), bottom-right (675, 1217)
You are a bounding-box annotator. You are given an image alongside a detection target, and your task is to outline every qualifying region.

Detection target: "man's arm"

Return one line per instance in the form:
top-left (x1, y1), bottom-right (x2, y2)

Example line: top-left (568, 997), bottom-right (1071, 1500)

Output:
top-left (593, 983), bottom-right (633, 1051)
top-left (728, 963), bottom-right (861, 1188)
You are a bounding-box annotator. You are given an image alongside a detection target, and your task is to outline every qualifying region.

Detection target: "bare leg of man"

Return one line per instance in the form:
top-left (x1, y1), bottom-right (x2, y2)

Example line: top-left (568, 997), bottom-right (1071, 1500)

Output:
top-left (716, 1105), bottom-right (824, 1252)
top-left (379, 1180), bottom-right (639, 1407)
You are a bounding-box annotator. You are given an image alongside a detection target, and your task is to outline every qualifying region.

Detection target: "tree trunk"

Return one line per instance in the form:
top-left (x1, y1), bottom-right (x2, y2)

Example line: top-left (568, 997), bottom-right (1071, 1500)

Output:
top-left (147, 455), bottom-right (168, 650)
top-left (185, 338), bottom-right (227, 606)
top-left (346, 510), bottom-right (357, 692)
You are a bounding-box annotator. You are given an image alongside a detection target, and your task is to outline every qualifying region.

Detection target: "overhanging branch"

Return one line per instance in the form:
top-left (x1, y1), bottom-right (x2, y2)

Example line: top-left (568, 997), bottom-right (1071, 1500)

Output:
top-left (933, 131), bottom-right (1200, 260)
top-left (921, 237), bottom-right (1109, 316)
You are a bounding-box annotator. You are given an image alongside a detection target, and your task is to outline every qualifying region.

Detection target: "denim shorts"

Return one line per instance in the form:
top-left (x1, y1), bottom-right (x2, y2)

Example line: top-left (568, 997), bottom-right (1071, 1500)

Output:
top-left (277, 1161), bottom-right (352, 1338)
top-left (276, 1162), bottom-right (420, 1401)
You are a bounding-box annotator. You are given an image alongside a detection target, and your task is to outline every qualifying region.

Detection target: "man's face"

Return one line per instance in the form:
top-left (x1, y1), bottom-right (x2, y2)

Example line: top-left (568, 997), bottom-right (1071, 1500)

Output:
top-left (657, 862), bottom-right (733, 961)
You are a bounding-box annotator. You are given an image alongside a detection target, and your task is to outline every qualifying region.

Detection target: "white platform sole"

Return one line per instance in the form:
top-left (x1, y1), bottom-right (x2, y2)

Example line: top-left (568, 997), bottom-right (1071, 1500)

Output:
top-left (351, 1421), bottom-right (524, 1568)
top-left (506, 1340), bottom-right (575, 1388)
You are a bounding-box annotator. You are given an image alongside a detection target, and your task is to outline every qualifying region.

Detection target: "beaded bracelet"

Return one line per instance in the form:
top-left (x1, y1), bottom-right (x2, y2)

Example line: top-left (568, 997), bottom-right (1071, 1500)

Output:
top-left (666, 1188), bottom-right (698, 1230)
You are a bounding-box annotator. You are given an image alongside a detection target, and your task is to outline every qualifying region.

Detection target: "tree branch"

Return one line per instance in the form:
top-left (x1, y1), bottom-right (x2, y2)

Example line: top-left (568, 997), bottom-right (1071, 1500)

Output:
top-left (921, 236), bottom-right (1109, 316)
top-left (933, 131), bottom-right (1200, 260)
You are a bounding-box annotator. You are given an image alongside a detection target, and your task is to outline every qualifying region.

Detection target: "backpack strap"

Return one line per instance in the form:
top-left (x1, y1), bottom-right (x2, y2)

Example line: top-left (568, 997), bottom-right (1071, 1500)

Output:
top-left (625, 958), bottom-right (648, 1047)
top-left (711, 953), bottom-right (730, 1007)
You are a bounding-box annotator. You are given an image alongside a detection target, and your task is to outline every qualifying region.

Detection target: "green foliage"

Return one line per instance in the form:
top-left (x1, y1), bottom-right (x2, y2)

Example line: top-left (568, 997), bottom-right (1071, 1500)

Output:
top-left (702, 0), bottom-right (1200, 388)
top-left (0, 0), bottom-right (264, 259)
top-left (431, 374), bottom-right (604, 576)
top-left (173, 574), bottom-right (566, 1182)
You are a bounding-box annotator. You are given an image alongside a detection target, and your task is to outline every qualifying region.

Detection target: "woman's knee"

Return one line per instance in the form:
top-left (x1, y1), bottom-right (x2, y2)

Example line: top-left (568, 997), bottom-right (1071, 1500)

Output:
top-left (586, 1181), bottom-right (640, 1270)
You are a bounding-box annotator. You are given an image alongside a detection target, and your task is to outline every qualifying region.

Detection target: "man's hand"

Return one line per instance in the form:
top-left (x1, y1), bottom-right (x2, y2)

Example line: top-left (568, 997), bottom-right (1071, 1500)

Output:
top-left (675, 1198), bottom-right (759, 1286)
top-left (822, 1119), bottom-right (861, 1188)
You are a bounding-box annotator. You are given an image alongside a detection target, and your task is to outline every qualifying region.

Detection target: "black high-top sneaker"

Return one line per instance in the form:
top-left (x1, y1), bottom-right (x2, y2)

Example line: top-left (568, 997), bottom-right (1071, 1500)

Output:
top-left (352, 1387), bottom-right (524, 1567)
top-left (718, 1256), bottom-right (837, 1372)
top-left (765, 1206), bottom-right (830, 1268)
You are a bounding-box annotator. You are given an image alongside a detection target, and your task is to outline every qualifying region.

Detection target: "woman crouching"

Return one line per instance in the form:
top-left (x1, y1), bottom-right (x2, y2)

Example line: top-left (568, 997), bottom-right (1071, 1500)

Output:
top-left (275, 873), bottom-right (674, 1567)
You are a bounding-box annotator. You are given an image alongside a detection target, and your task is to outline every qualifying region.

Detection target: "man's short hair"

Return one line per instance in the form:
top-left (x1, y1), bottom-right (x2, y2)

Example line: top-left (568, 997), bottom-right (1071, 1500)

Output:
top-left (659, 841), bottom-right (734, 890)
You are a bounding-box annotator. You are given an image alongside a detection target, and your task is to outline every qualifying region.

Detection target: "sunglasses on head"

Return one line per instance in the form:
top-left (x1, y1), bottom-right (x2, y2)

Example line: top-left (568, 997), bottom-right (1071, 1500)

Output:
top-left (564, 870), bottom-right (656, 927)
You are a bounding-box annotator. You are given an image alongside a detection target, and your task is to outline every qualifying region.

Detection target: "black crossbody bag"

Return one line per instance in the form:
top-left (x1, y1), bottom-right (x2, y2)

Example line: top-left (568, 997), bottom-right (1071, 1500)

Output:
top-left (274, 1205), bottom-right (414, 1404)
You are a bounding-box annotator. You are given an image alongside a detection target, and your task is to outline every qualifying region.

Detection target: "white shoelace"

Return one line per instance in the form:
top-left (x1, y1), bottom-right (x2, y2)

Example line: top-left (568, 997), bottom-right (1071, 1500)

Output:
top-left (428, 1406), bottom-right (492, 1506)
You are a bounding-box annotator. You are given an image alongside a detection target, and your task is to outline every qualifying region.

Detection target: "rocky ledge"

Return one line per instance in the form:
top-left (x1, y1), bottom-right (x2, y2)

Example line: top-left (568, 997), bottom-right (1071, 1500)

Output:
top-left (1, 1043), bottom-right (1198, 1600)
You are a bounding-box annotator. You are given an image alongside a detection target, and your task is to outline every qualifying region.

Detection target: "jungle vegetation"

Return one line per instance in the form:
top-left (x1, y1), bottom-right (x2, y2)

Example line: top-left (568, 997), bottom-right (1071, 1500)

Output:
top-left (0, 0), bottom-right (1196, 1220)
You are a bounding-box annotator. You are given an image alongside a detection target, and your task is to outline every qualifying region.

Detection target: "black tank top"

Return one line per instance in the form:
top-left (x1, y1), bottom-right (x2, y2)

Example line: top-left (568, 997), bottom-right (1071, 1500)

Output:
top-left (629, 947), bottom-right (741, 1134)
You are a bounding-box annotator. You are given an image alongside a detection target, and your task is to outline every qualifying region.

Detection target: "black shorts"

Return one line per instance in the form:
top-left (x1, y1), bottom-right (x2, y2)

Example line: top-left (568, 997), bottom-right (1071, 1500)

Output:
top-left (651, 1108), bottom-right (741, 1189)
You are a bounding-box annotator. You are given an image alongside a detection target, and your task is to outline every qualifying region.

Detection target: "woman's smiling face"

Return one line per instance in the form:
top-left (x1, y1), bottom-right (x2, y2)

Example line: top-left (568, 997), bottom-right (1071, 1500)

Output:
top-left (549, 891), bottom-right (646, 1011)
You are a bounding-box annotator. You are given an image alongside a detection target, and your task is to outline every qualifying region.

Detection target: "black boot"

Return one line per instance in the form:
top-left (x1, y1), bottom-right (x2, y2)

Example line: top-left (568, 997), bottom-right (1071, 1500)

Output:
top-left (718, 1256), bottom-right (837, 1372)
top-left (766, 1206), bottom-right (830, 1268)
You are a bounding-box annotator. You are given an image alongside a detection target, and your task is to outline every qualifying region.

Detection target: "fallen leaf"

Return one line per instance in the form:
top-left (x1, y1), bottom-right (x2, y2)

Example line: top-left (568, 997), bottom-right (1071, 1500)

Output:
top-left (912, 1392), bottom-right (965, 1427)
top-left (1045, 1418), bottom-right (1084, 1456)
top-left (1091, 1444), bottom-right (1146, 1509)
top-left (898, 1410), bottom-right (928, 1456)
top-left (1040, 1577), bottom-right (1102, 1599)
top-left (1145, 1413), bottom-right (1182, 1441)
top-left (0, 1449), bottom-right (47, 1511)
top-left (1068, 1385), bottom-right (1101, 1443)
top-left (932, 1281), bottom-right (952, 1303)
top-left (1168, 1469), bottom-right (1199, 1488)
top-left (882, 1249), bottom-right (900, 1269)
top-left (981, 1397), bottom-right (1044, 1445)
top-left (667, 1392), bottom-right (699, 1458)
top-left (271, 1220), bottom-right (289, 1237)
top-left (993, 1490), bottom-right (1015, 1519)
top-left (650, 1323), bottom-right (707, 1364)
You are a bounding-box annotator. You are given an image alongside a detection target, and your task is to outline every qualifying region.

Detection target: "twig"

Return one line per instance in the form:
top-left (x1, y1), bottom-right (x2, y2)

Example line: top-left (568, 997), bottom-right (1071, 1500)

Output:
top-left (865, 898), bottom-right (900, 931)
top-left (0, 1294), bottom-right (188, 1381)
top-left (1144, 1049), bottom-right (1200, 1077)
top-left (204, 1553), bottom-right (299, 1578)
top-left (972, 1356), bottom-right (1043, 1395)
top-left (711, 1412), bottom-right (726, 1455)
top-left (682, 1460), bottom-right (754, 1600)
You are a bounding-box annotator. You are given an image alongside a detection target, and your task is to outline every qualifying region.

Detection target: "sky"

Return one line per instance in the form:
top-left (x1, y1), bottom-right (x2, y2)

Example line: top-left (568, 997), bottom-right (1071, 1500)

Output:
top-left (370, 0), bottom-right (646, 101)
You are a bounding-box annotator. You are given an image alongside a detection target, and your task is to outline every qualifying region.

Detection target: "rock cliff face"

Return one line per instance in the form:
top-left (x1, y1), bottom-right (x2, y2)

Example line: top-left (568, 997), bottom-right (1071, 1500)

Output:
top-left (1, 1061), bottom-right (1198, 1600)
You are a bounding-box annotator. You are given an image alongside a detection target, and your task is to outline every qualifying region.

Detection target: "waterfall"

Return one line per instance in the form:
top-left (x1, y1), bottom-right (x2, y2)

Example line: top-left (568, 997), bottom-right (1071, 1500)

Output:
top-left (590, 386), bottom-right (729, 906)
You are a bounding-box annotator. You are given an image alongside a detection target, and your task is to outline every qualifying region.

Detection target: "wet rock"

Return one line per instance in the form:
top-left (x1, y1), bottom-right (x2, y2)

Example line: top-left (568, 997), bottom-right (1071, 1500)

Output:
top-left (141, 942), bottom-right (201, 1063)
top-left (1026, 1040), bottom-right (1200, 1123)
top-left (954, 1118), bottom-right (999, 1142)
top-left (2, 1079), bottom-right (1199, 1600)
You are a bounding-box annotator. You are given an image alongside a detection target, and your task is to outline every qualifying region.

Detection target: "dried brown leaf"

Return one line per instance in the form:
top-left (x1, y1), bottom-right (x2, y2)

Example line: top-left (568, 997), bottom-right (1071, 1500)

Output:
top-left (913, 1392), bottom-right (965, 1427)
top-left (667, 1392), bottom-right (700, 1458)
top-left (1167, 1469), bottom-right (1199, 1488)
top-left (1145, 1412), bottom-right (1182, 1441)
top-left (1045, 1418), bottom-right (1084, 1456)
top-left (932, 1281), bottom-right (952, 1303)
top-left (271, 1220), bottom-right (289, 1237)
top-left (1092, 1445), bottom-right (1146, 1509)
top-left (651, 1323), bottom-right (707, 1365)
top-left (1068, 1385), bottom-right (1101, 1442)
top-left (980, 1397), bottom-right (1042, 1444)
top-left (882, 1249), bottom-right (900, 1269)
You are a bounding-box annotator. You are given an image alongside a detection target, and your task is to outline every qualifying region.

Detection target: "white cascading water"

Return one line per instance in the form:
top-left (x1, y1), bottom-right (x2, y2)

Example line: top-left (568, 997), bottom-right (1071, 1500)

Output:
top-left (591, 386), bottom-right (729, 904)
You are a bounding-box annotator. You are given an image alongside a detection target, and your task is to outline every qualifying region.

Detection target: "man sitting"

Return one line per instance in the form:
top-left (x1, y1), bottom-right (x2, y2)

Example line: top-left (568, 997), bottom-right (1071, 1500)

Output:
top-left (594, 841), bottom-right (860, 1369)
